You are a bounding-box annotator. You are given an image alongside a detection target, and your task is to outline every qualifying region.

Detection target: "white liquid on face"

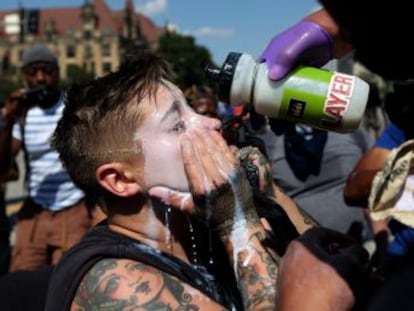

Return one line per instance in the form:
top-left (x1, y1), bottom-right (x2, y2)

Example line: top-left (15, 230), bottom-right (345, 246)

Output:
top-left (134, 83), bottom-right (235, 265)
top-left (134, 84), bottom-right (221, 193)
top-left (143, 135), bottom-right (189, 190)
top-left (133, 88), bottom-right (188, 191)
top-left (140, 206), bottom-right (163, 248)
top-left (165, 206), bottom-right (173, 251)
top-left (134, 84), bottom-right (216, 261)
top-left (186, 113), bottom-right (221, 131)
top-left (180, 193), bottom-right (192, 211)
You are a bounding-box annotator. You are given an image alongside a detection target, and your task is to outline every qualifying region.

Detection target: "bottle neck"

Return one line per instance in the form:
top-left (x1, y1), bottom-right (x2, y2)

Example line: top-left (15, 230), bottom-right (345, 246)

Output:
top-left (229, 53), bottom-right (257, 107)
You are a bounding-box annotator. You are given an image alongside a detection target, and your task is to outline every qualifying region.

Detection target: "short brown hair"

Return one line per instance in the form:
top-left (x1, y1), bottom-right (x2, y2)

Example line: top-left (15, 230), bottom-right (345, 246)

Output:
top-left (52, 50), bottom-right (170, 200)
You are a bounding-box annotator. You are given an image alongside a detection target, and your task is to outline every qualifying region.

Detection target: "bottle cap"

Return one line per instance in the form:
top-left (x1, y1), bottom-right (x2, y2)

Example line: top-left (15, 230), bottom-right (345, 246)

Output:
top-left (205, 52), bottom-right (242, 103)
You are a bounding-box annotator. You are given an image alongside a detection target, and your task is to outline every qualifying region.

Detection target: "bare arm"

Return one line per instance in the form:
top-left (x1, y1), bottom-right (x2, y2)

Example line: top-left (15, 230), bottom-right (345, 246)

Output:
top-left (149, 131), bottom-right (278, 309)
top-left (238, 146), bottom-right (314, 234)
top-left (0, 126), bottom-right (21, 176)
top-left (71, 258), bottom-right (226, 310)
top-left (344, 146), bottom-right (391, 207)
top-left (0, 89), bottom-right (25, 175)
top-left (184, 130), bottom-right (278, 310)
top-left (0, 161), bottom-right (19, 183)
top-left (217, 206), bottom-right (278, 310)
top-left (271, 184), bottom-right (315, 233)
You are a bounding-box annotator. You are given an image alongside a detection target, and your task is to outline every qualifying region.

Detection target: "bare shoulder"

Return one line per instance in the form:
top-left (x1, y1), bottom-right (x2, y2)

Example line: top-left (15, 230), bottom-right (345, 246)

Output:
top-left (70, 258), bottom-right (227, 311)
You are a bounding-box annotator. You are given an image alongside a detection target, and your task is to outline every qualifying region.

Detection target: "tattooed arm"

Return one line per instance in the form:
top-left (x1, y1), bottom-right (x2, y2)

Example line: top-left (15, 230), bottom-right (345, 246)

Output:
top-left (238, 146), bottom-right (315, 234)
top-left (218, 214), bottom-right (279, 310)
top-left (149, 130), bottom-right (278, 309)
top-left (71, 258), bottom-right (226, 311)
top-left (180, 130), bottom-right (278, 310)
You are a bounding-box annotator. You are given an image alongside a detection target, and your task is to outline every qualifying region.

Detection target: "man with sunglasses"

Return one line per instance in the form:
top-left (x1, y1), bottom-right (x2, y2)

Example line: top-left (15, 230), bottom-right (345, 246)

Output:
top-left (0, 44), bottom-right (93, 272)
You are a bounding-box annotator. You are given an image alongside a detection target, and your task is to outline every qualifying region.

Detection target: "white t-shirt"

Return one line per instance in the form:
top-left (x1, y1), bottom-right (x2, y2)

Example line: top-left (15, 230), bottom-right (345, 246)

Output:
top-left (12, 94), bottom-right (84, 211)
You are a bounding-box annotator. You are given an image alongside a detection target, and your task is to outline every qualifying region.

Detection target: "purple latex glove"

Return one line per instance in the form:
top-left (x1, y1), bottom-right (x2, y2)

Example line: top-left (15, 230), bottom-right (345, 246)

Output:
top-left (259, 21), bottom-right (334, 80)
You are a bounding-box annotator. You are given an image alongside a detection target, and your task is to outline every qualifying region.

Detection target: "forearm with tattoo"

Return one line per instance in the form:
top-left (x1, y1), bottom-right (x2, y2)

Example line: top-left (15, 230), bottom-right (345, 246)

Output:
top-left (197, 150), bottom-right (278, 310)
top-left (222, 224), bottom-right (278, 310)
top-left (238, 147), bottom-right (276, 199)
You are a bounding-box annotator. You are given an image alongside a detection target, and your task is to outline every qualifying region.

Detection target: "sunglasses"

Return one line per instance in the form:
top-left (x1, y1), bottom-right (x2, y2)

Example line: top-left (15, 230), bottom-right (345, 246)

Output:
top-left (23, 64), bottom-right (57, 76)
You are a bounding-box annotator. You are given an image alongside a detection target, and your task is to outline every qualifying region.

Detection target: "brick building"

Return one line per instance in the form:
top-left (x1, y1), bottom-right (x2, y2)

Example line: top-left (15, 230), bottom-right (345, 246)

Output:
top-left (0, 0), bottom-right (164, 79)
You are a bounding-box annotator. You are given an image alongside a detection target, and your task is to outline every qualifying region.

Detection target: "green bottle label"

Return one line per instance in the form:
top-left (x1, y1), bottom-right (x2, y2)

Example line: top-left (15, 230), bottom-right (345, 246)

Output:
top-left (280, 67), bottom-right (356, 129)
top-left (291, 66), bottom-right (333, 83)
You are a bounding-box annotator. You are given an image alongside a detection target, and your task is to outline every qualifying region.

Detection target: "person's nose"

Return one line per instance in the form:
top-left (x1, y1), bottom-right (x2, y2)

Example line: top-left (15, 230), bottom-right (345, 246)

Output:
top-left (197, 114), bottom-right (222, 131)
top-left (33, 70), bottom-right (47, 84)
top-left (208, 116), bottom-right (222, 130)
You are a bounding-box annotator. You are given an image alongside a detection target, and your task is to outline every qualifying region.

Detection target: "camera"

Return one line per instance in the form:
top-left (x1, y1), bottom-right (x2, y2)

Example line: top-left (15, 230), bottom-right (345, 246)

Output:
top-left (21, 85), bottom-right (48, 106)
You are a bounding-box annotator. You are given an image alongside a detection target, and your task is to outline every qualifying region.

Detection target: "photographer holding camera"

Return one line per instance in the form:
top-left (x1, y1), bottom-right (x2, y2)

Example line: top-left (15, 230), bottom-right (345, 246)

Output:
top-left (0, 44), bottom-right (93, 272)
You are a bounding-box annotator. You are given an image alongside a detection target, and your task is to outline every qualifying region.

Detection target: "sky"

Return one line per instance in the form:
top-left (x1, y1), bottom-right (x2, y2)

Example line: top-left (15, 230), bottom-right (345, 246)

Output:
top-left (0, 0), bottom-right (321, 65)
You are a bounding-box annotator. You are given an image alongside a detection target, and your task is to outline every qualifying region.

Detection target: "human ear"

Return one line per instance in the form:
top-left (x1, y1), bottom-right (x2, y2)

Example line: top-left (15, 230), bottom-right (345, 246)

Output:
top-left (96, 162), bottom-right (142, 197)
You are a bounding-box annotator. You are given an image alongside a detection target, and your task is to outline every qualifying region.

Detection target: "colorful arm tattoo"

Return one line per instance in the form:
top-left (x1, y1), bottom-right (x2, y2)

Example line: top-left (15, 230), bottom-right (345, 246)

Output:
top-left (223, 226), bottom-right (278, 310)
top-left (71, 258), bottom-right (227, 311)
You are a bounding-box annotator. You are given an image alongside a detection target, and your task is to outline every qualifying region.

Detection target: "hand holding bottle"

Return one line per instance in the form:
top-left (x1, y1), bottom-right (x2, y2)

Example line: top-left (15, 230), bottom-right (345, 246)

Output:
top-left (259, 21), bottom-right (334, 80)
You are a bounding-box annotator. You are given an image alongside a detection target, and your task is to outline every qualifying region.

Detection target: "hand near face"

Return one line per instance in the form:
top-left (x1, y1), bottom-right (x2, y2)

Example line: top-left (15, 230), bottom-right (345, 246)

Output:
top-left (148, 135), bottom-right (270, 211)
top-left (238, 146), bottom-right (275, 199)
top-left (2, 88), bottom-right (29, 123)
top-left (148, 129), bottom-right (232, 214)
top-left (149, 129), bottom-right (258, 235)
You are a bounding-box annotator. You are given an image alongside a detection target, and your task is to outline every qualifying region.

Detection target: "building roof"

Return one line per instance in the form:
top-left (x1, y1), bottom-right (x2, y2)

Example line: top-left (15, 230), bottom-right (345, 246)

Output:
top-left (0, 0), bottom-right (164, 42)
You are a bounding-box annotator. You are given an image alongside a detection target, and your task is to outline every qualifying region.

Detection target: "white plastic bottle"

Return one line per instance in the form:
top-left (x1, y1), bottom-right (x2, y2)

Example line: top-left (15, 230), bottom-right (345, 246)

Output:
top-left (205, 52), bottom-right (370, 133)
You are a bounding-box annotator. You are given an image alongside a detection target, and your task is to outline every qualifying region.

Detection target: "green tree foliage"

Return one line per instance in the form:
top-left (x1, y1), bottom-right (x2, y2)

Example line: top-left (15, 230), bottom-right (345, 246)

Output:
top-left (63, 64), bottom-right (95, 89)
top-left (156, 31), bottom-right (217, 91)
top-left (0, 76), bottom-right (19, 103)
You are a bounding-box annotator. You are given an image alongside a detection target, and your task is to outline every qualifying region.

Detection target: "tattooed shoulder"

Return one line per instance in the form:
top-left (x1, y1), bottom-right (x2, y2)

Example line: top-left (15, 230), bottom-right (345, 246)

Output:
top-left (70, 258), bottom-right (226, 310)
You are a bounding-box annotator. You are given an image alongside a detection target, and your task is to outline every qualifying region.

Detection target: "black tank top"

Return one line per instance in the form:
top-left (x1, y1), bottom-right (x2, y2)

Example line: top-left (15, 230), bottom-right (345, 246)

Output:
top-left (44, 224), bottom-right (242, 311)
top-left (45, 195), bottom-right (298, 311)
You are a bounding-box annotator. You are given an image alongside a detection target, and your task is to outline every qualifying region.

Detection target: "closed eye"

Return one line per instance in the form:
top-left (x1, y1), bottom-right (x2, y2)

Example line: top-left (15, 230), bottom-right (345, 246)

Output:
top-left (170, 120), bottom-right (186, 133)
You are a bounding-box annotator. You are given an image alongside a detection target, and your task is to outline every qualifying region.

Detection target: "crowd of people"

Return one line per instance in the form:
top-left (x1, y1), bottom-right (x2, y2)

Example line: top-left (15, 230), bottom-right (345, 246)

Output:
top-left (0, 0), bottom-right (413, 309)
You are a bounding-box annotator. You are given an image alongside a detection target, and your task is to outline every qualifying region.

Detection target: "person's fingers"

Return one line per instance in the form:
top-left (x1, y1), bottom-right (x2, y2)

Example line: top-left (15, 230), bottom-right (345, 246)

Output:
top-left (148, 186), bottom-right (194, 213)
top-left (197, 130), bottom-right (235, 175)
top-left (229, 145), bottom-right (239, 155)
top-left (208, 130), bottom-right (238, 170)
top-left (8, 88), bottom-right (26, 101)
top-left (253, 153), bottom-right (269, 193)
top-left (268, 64), bottom-right (289, 80)
top-left (190, 130), bottom-right (225, 187)
top-left (237, 146), bottom-right (253, 160)
top-left (180, 133), bottom-right (205, 195)
top-left (238, 146), bottom-right (273, 194)
top-left (207, 132), bottom-right (239, 174)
